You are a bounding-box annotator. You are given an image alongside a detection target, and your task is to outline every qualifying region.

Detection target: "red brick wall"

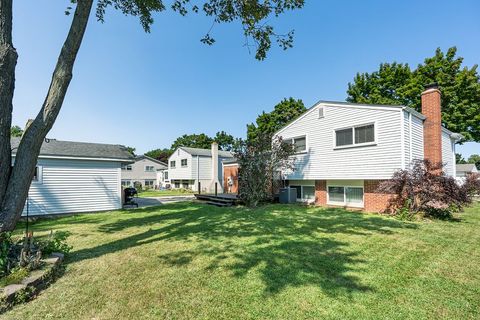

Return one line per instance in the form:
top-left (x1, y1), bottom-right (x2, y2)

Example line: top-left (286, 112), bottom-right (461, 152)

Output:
top-left (223, 165), bottom-right (239, 194)
top-left (364, 180), bottom-right (393, 213)
top-left (315, 180), bottom-right (327, 206)
top-left (421, 88), bottom-right (442, 164)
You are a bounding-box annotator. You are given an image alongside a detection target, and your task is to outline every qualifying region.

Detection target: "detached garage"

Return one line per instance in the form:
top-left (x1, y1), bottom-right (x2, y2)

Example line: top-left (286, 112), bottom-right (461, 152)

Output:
top-left (11, 138), bottom-right (134, 216)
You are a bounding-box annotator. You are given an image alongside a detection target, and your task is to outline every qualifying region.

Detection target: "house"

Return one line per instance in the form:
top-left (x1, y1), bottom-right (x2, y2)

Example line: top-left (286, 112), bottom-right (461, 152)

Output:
top-left (275, 84), bottom-right (462, 212)
top-left (121, 155), bottom-right (167, 189)
top-left (456, 164), bottom-right (478, 178)
top-left (11, 138), bottom-right (134, 216)
top-left (167, 142), bottom-right (234, 192)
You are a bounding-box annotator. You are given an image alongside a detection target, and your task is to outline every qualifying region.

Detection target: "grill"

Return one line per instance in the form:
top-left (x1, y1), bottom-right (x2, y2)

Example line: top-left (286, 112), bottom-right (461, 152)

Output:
top-left (124, 187), bottom-right (138, 208)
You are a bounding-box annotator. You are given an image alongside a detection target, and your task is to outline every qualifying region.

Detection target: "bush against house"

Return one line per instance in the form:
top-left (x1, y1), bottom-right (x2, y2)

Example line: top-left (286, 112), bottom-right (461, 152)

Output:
top-left (378, 160), bottom-right (480, 218)
top-left (235, 134), bottom-right (296, 207)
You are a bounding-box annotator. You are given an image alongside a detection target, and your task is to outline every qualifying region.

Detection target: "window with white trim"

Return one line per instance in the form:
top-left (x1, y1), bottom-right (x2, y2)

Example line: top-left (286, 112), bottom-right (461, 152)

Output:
top-left (181, 159), bottom-right (188, 167)
top-left (144, 180), bottom-right (155, 188)
top-left (145, 165), bottom-right (155, 172)
top-left (122, 164), bottom-right (132, 171)
top-left (318, 106), bottom-right (325, 118)
top-left (328, 186), bottom-right (364, 205)
top-left (164, 171), bottom-right (169, 180)
top-left (290, 185), bottom-right (315, 201)
top-left (287, 136), bottom-right (307, 153)
top-left (121, 180), bottom-right (132, 187)
top-left (170, 160), bottom-right (176, 168)
top-left (335, 124), bottom-right (375, 148)
top-left (32, 166), bottom-right (42, 183)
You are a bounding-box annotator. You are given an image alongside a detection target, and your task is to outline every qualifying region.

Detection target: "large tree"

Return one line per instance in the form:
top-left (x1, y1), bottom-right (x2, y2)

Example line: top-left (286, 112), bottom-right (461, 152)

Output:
top-left (145, 148), bottom-right (172, 163)
top-left (247, 97), bottom-right (306, 143)
top-left (468, 154), bottom-right (480, 170)
top-left (0, 0), bottom-right (304, 231)
top-left (10, 125), bottom-right (23, 137)
top-left (347, 47), bottom-right (480, 142)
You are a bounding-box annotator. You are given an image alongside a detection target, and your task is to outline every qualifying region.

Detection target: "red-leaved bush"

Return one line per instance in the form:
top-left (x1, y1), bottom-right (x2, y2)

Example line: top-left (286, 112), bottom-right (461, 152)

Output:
top-left (378, 160), bottom-right (480, 218)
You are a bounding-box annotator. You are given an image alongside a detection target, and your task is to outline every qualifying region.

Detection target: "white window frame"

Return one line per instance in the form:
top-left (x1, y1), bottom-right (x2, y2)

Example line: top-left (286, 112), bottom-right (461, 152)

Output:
top-left (170, 160), bottom-right (176, 169)
top-left (121, 180), bottom-right (132, 187)
top-left (326, 184), bottom-right (364, 208)
top-left (32, 166), bottom-right (43, 184)
top-left (145, 165), bottom-right (155, 172)
top-left (144, 180), bottom-right (155, 187)
top-left (333, 122), bottom-right (377, 150)
top-left (122, 164), bottom-right (133, 171)
top-left (318, 106), bottom-right (325, 119)
top-left (286, 135), bottom-right (308, 154)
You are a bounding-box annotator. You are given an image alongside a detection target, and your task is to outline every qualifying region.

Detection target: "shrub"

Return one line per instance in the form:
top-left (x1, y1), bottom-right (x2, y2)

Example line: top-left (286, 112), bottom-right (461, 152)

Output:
top-left (0, 232), bottom-right (13, 278)
top-left (0, 267), bottom-right (29, 287)
top-left (39, 231), bottom-right (73, 256)
top-left (234, 134), bottom-right (296, 207)
top-left (378, 160), bottom-right (479, 219)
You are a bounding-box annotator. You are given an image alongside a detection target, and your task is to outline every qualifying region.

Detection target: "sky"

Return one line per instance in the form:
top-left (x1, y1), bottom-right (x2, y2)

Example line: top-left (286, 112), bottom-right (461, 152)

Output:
top-left (11, 0), bottom-right (480, 157)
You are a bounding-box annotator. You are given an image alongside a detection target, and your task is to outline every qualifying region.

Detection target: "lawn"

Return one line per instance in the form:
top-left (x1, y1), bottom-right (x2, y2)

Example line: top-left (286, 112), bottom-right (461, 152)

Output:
top-left (137, 189), bottom-right (195, 197)
top-left (4, 202), bottom-right (480, 319)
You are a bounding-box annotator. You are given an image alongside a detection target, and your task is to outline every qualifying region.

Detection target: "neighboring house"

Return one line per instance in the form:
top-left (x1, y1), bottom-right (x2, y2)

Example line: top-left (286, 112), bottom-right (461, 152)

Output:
top-left (121, 155), bottom-right (167, 189)
top-left (456, 164), bottom-right (478, 178)
top-left (11, 138), bottom-right (134, 216)
top-left (275, 84), bottom-right (462, 212)
top-left (167, 142), bottom-right (234, 192)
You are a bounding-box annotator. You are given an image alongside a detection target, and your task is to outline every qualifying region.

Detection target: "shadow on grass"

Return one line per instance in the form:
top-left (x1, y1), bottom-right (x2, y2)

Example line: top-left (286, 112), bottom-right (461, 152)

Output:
top-left (64, 203), bottom-right (416, 296)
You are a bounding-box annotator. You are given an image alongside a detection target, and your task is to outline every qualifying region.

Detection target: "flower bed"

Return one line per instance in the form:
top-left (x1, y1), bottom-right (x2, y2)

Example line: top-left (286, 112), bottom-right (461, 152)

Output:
top-left (0, 252), bottom-right (64, 313)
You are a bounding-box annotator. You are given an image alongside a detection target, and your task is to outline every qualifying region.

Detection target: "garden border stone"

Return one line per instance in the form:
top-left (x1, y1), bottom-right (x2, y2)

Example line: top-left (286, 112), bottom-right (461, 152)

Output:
top-left (0, 252), bottom-right (64, 314)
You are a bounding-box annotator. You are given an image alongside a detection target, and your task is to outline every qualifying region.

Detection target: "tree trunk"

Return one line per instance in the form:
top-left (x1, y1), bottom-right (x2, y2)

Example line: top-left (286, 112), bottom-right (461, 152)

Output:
top-left (0, 0), bottom-right (94, 232)
top-left (0, 0), bottom-right (17, 208)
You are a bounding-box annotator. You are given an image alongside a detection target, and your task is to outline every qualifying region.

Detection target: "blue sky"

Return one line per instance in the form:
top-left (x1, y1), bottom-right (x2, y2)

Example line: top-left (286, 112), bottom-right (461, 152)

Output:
top-left (12, 0), bottom-right (480, 157)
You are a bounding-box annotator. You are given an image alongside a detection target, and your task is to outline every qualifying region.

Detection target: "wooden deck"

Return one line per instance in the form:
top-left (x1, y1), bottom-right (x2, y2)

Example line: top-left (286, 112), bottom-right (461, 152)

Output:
top-left (194, 193), bottom-right (239, 207)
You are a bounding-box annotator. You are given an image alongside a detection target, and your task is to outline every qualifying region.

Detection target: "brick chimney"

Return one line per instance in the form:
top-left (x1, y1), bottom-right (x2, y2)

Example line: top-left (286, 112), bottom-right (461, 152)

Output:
top-left (421, 83), bottom-right (442, 164)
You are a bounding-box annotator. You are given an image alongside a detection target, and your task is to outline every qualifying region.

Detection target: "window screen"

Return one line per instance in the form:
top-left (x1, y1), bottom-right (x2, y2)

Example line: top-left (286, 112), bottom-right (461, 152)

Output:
top-left (293, 136), bottom-right (306, 153)
top-left (290, 186), bottom-right (302, 199)
top-left (346, 187), bottom-right (363, 203)
top-left (303, 186), bottom-right (315, 200)
top-left (335, 128), bottom-right (353, 146)
top-left (355, 124), bottom-right (374, 144)
top-left (328, 186), bottom-right (345, 202)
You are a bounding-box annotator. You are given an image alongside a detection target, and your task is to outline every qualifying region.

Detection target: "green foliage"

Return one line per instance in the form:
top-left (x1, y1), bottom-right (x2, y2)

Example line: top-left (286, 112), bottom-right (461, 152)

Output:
top-left (456, 153), bottom-right (467, 164)
top-left (468, 154), bottom-right (480, 170)
top-left (214, 131), bottom-right (237, 151)
top-left (0, 232), bottom-right (13, 277)
top-left (247, 98), bottom-right (306, 144)
top-left (171, 133), bottom-right (213, 150)
top-left (125, 146), bottom-right (136, 156)
top-left (39, 231), bottom-right (73, 256)
top-left (347, 47), bottom-right (480, 142)
top-left (235, 133), bottom-right (296, 207)
top-left (10, 125), bottom-right (23, 137)
top-left (94, 0), bottom-right (305, 60)
top-left (145, 148), bottom-right (172, 163)
top-left (396, 200), bottom-right (414, 221)
top-left (0, 267), bottom-right (29, 287)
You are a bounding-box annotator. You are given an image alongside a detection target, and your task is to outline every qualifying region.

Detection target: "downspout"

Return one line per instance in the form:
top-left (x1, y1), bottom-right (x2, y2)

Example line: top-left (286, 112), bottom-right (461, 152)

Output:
top-left (400, 110), bottom-right (405, 170)
top-left (197, 155), bottom-right (200, 191)
top-left (409, 111), bottom-right (413, 166)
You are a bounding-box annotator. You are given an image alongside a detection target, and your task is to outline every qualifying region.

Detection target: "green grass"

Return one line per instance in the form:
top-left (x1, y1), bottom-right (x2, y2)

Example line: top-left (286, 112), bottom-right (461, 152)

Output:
top-left (4, 203), bottom-right (480, 319)
top-left (137, 189), bottom-right (195, 197)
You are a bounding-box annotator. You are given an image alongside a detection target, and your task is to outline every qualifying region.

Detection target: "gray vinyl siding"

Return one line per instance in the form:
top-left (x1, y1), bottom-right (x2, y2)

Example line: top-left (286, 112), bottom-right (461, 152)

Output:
top-left (411, 115), bottom-right (424, 162)
top-left (24, 158), bottom-right (121, 216)
top-left (121, 157), bottom-right (166, 187)
top-left (442, 131), bottom-right (455, 177)
top-left (192, 156), bottom-right (212, 180)
top-left (277, 104), bottom-right (403, 180)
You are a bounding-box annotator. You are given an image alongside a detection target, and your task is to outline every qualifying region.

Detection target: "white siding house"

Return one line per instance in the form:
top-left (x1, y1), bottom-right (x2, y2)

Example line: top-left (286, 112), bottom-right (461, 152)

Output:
top-left (275, 97), bottom-right (461, 210)
top-left (167, 144), bottom-right (234, 192)
top-left (12, 138), bottom-right (134, 216)
top-left (121, 155), bottom-right (167, 189)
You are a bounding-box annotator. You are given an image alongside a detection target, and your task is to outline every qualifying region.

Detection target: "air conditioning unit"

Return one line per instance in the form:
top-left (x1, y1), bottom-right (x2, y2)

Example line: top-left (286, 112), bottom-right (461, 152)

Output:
top-left (279, 187), bottom-right (297, 204)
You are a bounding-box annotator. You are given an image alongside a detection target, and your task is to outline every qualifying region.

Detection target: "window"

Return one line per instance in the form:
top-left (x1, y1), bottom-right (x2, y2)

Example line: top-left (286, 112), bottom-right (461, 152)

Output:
top-left (174, 181), bottom-right (180, 188)
top-left (328, 186), bottom-right (345, 202)
top-left (122, 164), bottom-right (132, 171)
top-left (182, 182), bottom-right (189, 189)
top-left (355, 124), bottom-right (375, 144)
top-left (290, 185), bottom-right (315, 201)
top-left (328, 186), bottom-right (364, 206)
top-left (288, 136), bottom-right (307, 153)
top-left (121, 180), bottom-right (132, 187)
top-left (170, 161), bottom-right (176, 168)
top-left (164, 171), bottom-right (168, 180)
top-left (335, 123), bottom-right (375, 148)
top-left (145, 165), bottom-right (155, 172)
top-left (181, 159), bottom-right (188, 167)
top-left (144, 180), bottom-right (155, 188)
top-left (318, 106), bottom-right (325, 118)
top-left (32, 166), bottom-right (42, 183)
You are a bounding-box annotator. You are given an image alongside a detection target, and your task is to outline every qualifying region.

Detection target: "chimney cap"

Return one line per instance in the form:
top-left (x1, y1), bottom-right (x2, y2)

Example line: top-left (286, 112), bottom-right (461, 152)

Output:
top-left (424, 83), bottom-right (439, 90)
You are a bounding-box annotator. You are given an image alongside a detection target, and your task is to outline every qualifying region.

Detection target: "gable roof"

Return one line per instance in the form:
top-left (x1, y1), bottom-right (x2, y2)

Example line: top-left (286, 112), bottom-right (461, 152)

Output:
top-left (456, 163), bottom-right (478, 173)
top-left (136, 155), bottom-right (167, 168)
top-left (274, 100), bottom-right (426, 136)
top-left (179, 147), bottom-right (234, 158)
top-left (11, 137), bottom-right (134, 162)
